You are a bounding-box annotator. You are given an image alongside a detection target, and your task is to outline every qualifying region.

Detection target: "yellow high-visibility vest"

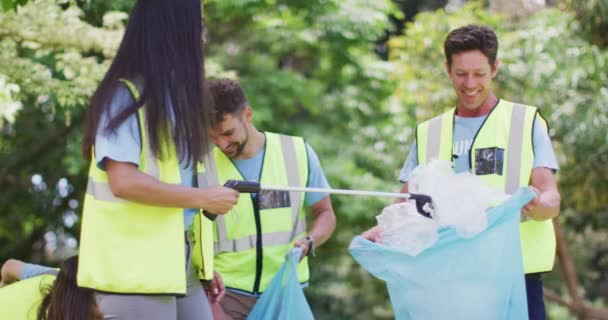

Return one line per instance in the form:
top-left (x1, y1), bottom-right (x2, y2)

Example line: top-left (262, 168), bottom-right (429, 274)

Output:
top-left (197, 132), bottom-right (309, 294)
top-left (416, 99), bottom-right (556, 274)
top-left (191, 210), bottom-right (215, 282)
top-left (0, 275), bottom-right (55, 320)
top-left (78, 79), bottom-right (214, 294)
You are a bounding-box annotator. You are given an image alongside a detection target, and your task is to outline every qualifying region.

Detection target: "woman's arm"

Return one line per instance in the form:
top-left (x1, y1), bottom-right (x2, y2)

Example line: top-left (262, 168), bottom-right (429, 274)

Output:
top-left (0, 259), bottom-right (24, 287)
top-left (106, 160), bottom-right (238, 214)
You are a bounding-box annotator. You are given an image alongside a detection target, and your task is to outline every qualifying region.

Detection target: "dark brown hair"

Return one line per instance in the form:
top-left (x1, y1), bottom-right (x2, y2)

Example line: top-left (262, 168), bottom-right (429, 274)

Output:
top-left (37, 256), bottom-right (102, 320)
top-left (207, 78), bottom-right (249, 124)
top-left (83, 0), bottom-right (211, 166)
top-left (444, 24), bottom-right (498, 67)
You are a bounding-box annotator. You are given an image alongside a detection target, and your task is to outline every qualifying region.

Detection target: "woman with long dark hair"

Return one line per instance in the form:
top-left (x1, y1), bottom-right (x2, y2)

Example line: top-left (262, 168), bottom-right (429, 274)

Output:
top-left (38, 256), bottom-right (102, 320)
top-left (78, 0), bottom-right (237, 318)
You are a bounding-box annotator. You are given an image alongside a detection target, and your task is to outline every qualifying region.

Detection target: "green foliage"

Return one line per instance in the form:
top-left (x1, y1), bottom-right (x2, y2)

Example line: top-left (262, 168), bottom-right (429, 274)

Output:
top-left (0, 75), bottom-right (22, 127)
top-left (0, 0), bottom-right (123, 263)
top-left (1, 0), bottom-right (27, 11)
top-left (566, 0), bottom-right (608, 47)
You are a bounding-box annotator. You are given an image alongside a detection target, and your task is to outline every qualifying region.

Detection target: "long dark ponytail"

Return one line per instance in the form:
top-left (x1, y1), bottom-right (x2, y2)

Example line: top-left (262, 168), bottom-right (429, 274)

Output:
top-left (37, 256), bottom-right (102, 320)
top-left (83, 0), bottom-right (211, 166)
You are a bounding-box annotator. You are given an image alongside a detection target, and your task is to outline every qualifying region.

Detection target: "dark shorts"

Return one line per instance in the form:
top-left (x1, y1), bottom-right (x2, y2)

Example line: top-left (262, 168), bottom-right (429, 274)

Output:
top-left (213, 289), bottom-right (258, 320)
top-left (526, 273), bottom-right (546, 320)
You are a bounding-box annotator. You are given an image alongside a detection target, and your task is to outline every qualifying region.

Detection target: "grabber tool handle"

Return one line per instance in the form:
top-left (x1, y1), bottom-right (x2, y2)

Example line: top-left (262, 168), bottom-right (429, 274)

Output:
top-left (203, 180), bottom-right (261, 221)
top-left (223, 180), bottom-right (261, 193)
top-left (408, 193), bottom-right (433, 218)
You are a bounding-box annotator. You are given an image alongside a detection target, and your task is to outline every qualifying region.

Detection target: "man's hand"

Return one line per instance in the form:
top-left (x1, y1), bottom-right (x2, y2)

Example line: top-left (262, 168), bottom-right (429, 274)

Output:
top-left (523, 186), bottom-right (541, 215)
top-left (203, 271), bottom-right (226, 305)
top-left (361, 226), bottom-right (382, 243)
top-left (294, 237), bottom-right (313, 261)
top-left (524, 168), bottom-right (561, 221)
top-left (523, 186), bottom-right (560, 221)
top-left (296, 196), bottom-right (335, 261)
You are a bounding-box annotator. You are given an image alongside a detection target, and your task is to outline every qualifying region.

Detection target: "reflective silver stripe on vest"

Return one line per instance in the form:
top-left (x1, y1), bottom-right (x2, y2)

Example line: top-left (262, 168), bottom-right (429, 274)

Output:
top-left (426, 115), bottom-right (443, 162)
top-left (214, 218), bottom-right (307, 253)
top-left (200, 151), bottom-right (220, 188)
top-left (144, 139), bottom-right (160, 179)
top-left (86, 180), bottom-right (127, 203)
top-left (199, 153), bottom-right (230, 245)
top-left (504, 104), bottom-right (531, 222)
top-left (279, 135), bottom-right (306, 240)
top-left (506, 103), bottom-right (526, 196)
top-left (198, 151), bottom-right (252, 250)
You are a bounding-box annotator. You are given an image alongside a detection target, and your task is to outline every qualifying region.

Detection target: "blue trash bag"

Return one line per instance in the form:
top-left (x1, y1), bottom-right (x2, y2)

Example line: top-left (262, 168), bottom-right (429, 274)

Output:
top-left (247, 247), bottom-right (314, 320)
top-left (349, 187), bottom-right (535, 320)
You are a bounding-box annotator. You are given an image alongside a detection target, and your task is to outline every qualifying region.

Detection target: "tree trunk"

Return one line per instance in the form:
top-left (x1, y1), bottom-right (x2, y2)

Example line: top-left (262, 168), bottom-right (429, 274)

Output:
top-left (547, 220), bottom-right (608, 320)
top-left (554, 220), bottom-right (585, 320)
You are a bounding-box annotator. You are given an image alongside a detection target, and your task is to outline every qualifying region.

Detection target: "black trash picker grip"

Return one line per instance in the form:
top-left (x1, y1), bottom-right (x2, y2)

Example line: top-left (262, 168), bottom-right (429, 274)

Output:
top-left (408, 193), bottom-right (433, 218)
top-left (202, 180), bottom-right (260, 221)
top-left (223, 180), bottom-right (261, 193)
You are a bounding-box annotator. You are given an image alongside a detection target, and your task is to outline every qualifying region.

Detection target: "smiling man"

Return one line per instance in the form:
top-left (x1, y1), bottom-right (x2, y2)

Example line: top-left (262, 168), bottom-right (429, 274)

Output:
top-left (200, 78), bottom-right (336, 320)
top-left (362, 25), bottom-right (560, 319)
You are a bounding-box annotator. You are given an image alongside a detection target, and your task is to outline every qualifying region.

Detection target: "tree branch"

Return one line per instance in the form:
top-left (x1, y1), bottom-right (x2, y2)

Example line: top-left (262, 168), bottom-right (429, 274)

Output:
top-left (544, 288), bottom-right (608, 320)
top-left (554, 220), bottom-right (586, 319)
top-left (551, 220), bottom-right (608, 320)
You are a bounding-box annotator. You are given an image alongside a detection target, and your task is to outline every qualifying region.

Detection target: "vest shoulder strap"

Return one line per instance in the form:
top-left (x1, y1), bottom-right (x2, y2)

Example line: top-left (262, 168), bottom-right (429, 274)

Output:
top-left (417, 108), bottom-right (455, 164)
top-left (118, 78), bottom-right (140, 101)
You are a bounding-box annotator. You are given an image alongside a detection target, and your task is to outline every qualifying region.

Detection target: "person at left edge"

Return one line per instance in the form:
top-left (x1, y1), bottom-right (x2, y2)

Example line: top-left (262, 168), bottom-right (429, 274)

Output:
top-left (0, 257), bottom-right (102, 320)
top-left (77, 1), bottom-right (238, 319)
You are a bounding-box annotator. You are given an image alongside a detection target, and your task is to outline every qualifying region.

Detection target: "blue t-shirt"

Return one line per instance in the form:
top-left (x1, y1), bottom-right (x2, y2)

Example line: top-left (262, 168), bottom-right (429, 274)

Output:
top-left (19, 263), bottom-right (58, 280)
top-left (94, 84), bottom-right (198, 229)
top-left (232, 140), bottom-right (330, 206)
top-left (398, 113), bottom-right (559, 183)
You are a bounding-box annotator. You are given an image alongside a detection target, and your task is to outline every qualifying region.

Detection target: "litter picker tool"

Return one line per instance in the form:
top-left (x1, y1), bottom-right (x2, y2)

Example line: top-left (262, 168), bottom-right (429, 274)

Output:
top-left (203, 180), bottom-right (434, 220)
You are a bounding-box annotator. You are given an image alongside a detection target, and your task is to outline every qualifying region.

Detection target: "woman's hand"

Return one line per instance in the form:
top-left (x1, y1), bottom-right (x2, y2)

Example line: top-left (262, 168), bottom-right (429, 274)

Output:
top-left (199, 186), bottom-right (239, 215)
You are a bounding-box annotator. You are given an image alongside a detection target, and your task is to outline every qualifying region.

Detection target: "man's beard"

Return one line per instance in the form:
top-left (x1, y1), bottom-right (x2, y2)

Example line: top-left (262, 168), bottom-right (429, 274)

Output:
top-left (228, 128), bottom-right (249, 158)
